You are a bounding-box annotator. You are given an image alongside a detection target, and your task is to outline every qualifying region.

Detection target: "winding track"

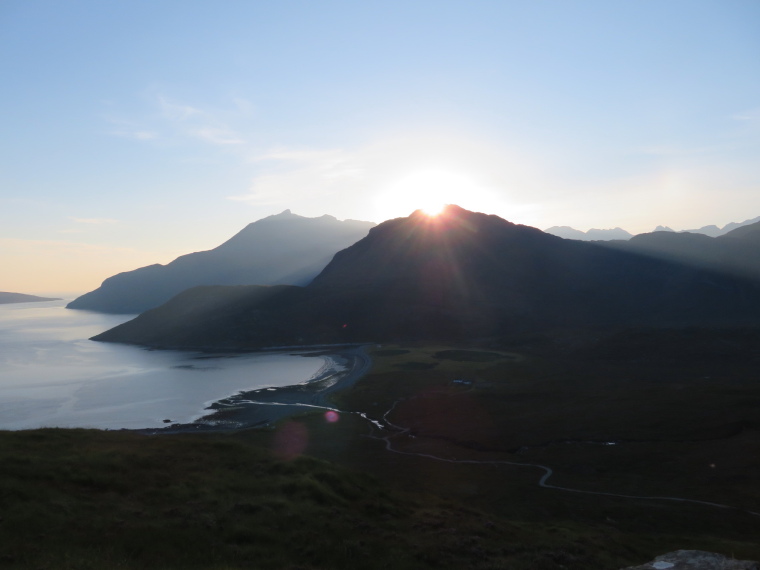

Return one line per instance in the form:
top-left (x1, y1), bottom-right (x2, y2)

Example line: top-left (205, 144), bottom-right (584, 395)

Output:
top-left (373, 401), bottom-right (760, 517)
top-left (241, 348), bottom-right (760, 519)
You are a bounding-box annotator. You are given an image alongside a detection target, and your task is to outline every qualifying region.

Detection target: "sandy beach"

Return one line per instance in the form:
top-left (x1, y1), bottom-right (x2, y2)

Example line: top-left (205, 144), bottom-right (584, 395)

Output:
top-left (136, 345), bottom-right (372, 434)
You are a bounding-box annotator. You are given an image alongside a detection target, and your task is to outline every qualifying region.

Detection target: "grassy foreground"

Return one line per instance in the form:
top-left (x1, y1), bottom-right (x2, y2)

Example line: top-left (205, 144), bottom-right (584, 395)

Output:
top-left (0, 428), bottom-right (631, 570)
top-left (2, 330), bottom-right (760, 569)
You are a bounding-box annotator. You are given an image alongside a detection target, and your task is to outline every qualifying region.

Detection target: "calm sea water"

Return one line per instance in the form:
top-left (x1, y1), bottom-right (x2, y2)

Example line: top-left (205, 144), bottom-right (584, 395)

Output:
top-left (0, 300), bottom-right (326, 430)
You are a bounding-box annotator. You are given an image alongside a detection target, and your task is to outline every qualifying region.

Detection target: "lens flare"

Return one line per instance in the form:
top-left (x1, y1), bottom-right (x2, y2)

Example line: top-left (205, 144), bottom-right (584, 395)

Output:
top-left (374, 169), bottom-right (489, 221)
top-left (272, 421), bottom-right (308, 460)
top-left (421, 202), bottom-right (446, 216)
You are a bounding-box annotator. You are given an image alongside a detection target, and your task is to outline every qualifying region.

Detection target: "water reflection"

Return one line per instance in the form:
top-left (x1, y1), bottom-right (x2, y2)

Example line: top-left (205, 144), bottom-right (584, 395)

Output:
top-left (0, 301), bottom-right (324, 430)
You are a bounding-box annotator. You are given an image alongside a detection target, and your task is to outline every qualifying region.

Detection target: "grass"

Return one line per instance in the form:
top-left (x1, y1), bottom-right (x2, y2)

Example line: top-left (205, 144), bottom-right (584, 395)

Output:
top-left (0, 427), bottom-right (655, 570)
top-left (432, 349), bottom-right (512, 362)
top-left (2, 331), bottom-right (760, 568)
top-left (323, 339), bottom-right (760, 560)
top-left (372, 349), bottom-right (411, 357)
top-left (0, 429), bottom-right (459, 569)
top-left (392, 361), bottom-right (439, 370)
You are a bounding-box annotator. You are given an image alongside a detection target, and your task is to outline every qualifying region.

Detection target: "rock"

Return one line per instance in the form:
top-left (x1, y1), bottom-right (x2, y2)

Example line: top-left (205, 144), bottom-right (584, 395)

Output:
top-left (622, 550), bottom-right (759, 570)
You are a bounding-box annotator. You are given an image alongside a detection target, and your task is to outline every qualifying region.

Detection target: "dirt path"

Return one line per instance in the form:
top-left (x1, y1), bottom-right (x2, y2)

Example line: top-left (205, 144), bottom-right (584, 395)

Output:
top-left (145, 347), bottom-right (759, 518)
top-left (369, 399), bottom-right (760, 518)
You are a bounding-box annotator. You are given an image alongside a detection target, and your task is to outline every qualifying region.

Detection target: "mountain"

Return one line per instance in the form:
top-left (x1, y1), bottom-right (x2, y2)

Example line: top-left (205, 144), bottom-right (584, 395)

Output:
top-left (546, 215), bottom-right (760, 241)
top-left (67, 211), bottom-right (374, 314)
top-left (0, 292), bottom-right (61, 304)
top-left (682, 215), bottom-right (760, 237)
top-left (543, 226), bottom-right (587, 240)
top-left (544, 226), bottom-right (633, 241)
top-left (683, 224), bottom-right (721, 237)
top-left (600, 220), bottom-right (760, 281)
top-left (94, 206), bottom-right (760, 349)
top-left (720, 219), bottom-right (760, 244)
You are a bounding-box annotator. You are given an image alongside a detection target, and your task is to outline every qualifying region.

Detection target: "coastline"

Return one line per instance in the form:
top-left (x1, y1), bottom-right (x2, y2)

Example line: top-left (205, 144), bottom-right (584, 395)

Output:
top-left (134, 345), bottom-right (372, 435)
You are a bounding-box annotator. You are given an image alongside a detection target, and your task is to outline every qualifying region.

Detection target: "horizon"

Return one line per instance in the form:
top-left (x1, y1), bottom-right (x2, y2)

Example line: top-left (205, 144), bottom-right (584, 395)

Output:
top-left (9, 204), bottom-right (760, 298)
top-left (2, 1), bottom-right (759, 294)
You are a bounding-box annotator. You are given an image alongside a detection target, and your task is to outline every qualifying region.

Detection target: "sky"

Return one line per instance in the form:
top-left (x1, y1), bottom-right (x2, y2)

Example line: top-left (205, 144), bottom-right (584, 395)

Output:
top-left (1, 0), bottom-right (759, 295)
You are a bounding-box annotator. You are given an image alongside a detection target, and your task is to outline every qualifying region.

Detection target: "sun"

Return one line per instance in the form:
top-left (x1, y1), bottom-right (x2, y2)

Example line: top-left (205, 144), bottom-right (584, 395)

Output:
top-left (374, 169), bottom-right (484, 221)
top-left (421, 202), bottom-right (446, 217)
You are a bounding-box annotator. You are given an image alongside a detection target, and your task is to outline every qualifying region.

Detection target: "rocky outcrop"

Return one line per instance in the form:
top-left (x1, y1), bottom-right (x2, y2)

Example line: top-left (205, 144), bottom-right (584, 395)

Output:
top-left (622, 550), bottom-right (758, 570)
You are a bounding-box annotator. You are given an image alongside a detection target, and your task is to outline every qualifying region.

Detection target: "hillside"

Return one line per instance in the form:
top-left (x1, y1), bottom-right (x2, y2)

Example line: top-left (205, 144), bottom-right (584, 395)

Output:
top-left (94, 206), bottom-right (760, 349)
top-left (67, 210), bottom-right (374, 314)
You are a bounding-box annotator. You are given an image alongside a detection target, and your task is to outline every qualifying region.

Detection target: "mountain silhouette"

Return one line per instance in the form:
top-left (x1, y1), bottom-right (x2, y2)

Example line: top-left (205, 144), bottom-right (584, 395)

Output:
top-left (67, 211), bottom-right (374, 314)
top-left (0, 292), bottom-right (61, 304)
top-left (94, 206), bottom-right (760, 349)
top-left (601, 220), bottom-right (760, 281)
top-left (682, 215), bottom-right (760, 237)
top-left (720, 219), bottom-right (760, 244)
top-left (544, 226), bottom-right (633, 241)
top-left (545, 215), bottom-right (760, 241)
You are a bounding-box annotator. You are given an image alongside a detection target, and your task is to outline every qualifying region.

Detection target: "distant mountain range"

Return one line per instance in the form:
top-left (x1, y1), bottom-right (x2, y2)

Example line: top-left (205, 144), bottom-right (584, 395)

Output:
top-left (543, 226), bottom-right (633, 241)
top-left (67, 211), bottom-right (374, 314)
top-left (0, 292), bottom-right (61, 305)
top-left (94, 206), bottom-right (760, 350)
top-left (545, 215), bottom-right (760, 241)
top-left (601, 219), bottom-right (760, 281)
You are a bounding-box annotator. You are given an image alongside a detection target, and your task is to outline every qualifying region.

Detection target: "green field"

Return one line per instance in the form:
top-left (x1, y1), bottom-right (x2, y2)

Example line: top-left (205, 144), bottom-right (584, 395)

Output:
top-left (2, 330), bottom-right (760, 569)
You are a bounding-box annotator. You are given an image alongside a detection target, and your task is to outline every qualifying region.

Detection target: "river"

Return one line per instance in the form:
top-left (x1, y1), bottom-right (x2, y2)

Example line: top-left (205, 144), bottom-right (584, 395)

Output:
top-left (0, 299), bottom-right (328, 430)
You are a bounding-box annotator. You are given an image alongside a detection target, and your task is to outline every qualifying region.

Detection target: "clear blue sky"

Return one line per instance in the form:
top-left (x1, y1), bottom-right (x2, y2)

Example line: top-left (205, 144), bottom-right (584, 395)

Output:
top-left (1, 0), bottom-right (759, 294)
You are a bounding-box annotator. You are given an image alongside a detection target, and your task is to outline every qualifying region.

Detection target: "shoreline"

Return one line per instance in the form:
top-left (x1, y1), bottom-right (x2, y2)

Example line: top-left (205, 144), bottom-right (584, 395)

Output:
top-left (134, 345), bottom-right (372, 435)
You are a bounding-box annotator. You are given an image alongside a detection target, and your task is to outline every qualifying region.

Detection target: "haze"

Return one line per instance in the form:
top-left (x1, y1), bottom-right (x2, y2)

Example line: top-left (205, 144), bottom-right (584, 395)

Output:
top-left (1, 1), bottom-right (759, 295)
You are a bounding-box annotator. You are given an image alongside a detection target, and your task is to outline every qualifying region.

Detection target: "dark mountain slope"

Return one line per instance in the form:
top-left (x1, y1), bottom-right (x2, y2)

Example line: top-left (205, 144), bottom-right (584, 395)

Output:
top-left (601, 220), bottom-right (760, 281)
top-left (720, 219), bottom-right (760, 244)
top-left (67, 211), bottom-right (374, 314)
top-left (686, 215), bottom-right (760, 236)
top-left (544, 215), bottom-right (760, 241)
top-left (312, 207), bottom-right (760, 327)
top-left (94, 206), bottom-right (760, 349)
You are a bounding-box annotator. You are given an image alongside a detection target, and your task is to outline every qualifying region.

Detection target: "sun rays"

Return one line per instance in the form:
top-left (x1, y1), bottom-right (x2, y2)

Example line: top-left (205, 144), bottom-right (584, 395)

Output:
top-left (373, 169), bottom-right (497, 222)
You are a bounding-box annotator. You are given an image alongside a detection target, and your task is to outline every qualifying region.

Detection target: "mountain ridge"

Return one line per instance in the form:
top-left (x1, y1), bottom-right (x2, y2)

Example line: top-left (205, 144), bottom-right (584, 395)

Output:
top-left (545, 215), bottom-right (760, 241)
top-left (94, 205), bottom-right (760, 349)
top-left (67, 211), bottom-right (374, 314)
top-left (600, 219), bottom-right (760, 281)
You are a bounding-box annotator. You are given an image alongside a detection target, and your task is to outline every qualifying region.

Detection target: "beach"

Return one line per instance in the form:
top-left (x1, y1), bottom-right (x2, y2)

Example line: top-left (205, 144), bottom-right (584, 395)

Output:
top-left (136, 345), bottom-right (372, 434)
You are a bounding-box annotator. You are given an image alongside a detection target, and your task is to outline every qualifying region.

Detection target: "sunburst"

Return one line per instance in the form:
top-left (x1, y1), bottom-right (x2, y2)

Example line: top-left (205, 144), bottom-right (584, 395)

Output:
top-left (374, 169), bottom-right (483, 221)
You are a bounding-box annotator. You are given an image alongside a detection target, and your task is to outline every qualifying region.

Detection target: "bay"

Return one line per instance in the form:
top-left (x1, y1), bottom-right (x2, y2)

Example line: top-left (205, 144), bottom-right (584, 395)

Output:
top-left (0, 300), bottom-right (328, 430)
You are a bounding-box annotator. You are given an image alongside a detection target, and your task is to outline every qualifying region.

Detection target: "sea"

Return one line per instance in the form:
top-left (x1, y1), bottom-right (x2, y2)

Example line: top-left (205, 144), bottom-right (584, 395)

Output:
top-left (0, 299), bottom-right (327, 430)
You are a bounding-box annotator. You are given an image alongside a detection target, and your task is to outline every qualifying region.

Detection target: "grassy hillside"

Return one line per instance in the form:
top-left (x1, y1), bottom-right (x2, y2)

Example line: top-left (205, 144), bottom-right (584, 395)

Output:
top-left (2, 330), bottom-right (760, 568)
top-left (0, 428), bottom-right (642, 570)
